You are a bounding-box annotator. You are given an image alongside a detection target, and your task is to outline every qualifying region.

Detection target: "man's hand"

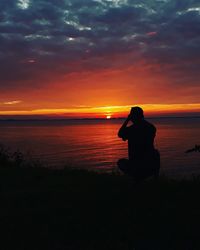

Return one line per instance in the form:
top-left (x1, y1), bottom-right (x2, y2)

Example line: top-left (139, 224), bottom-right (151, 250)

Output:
top-left (118, 114), bottom-right (131, 139)
top-left (126, 114), bottom-right (132, 122)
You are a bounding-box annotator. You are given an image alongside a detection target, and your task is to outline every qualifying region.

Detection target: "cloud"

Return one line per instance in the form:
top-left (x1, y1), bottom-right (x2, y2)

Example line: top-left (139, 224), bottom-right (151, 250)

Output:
top-left (3, 100), bottom-right (22, 105)
top-left (0, 0), bottom-right (199, 92)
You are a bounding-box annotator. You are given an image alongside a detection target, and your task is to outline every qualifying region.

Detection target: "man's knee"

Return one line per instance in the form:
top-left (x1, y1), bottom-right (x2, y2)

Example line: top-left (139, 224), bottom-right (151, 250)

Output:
top-left (117, 158), bottom-right (129, 172)
top-left (117, 158), bottom-right (127, 166)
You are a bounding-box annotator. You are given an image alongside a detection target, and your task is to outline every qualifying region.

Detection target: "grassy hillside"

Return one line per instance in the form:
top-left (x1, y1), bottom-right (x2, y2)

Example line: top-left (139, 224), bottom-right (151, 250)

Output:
top-left (0, 165), bottom-right (200, 250)
top-left (0, 147), bottom-right (200, 250)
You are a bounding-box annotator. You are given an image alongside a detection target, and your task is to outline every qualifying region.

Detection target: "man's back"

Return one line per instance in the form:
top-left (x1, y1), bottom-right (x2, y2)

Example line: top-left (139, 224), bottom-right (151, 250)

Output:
top-left (118, 119), bottom-right (156, 160)
top-left (126, 120), bottom-right (156, 160)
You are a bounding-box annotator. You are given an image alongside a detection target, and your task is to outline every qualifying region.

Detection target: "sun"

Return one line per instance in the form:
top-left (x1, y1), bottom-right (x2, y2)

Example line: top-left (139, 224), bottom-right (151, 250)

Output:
top-left (106, 115), bottom-right (111, 119)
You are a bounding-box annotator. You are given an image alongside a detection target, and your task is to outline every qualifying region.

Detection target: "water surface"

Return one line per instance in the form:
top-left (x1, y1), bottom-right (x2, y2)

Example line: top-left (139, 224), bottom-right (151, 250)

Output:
top-left (0, 117), bottom-right (199, 176)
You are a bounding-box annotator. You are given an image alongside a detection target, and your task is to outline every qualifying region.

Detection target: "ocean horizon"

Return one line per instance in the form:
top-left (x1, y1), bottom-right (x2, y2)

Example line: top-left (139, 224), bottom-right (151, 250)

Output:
top-left (0, 113), bottom-right (200, 121)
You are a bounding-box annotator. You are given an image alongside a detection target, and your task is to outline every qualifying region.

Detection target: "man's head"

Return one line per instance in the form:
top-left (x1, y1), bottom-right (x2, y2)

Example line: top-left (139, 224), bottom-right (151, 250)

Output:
top-left (129, 106), bottom-right (144, 122)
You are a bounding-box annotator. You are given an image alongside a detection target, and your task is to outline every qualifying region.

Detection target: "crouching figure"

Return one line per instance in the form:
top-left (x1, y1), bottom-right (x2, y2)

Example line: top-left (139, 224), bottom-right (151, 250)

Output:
top-left (117, 107), bottom-right (160, 182)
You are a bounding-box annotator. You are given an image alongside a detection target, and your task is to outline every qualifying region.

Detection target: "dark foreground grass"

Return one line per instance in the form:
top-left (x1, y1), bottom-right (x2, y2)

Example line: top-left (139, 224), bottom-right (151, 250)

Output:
top-left (0, 165), bottom-right (200, 250)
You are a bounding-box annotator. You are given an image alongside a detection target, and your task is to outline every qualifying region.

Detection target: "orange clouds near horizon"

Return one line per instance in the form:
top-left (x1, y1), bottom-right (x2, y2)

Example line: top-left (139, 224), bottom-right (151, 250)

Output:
top-left (0, 103), bottom-right (200, 119)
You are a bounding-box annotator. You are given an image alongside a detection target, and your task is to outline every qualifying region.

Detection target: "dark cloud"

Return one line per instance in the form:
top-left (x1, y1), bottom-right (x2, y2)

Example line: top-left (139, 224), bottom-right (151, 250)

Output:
top-left (0, 0), bottom-right (200, 90)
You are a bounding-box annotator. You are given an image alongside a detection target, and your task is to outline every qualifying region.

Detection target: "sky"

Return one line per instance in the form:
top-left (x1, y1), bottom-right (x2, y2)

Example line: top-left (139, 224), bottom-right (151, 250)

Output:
top-left (0, 0), bottom-right (200, 118)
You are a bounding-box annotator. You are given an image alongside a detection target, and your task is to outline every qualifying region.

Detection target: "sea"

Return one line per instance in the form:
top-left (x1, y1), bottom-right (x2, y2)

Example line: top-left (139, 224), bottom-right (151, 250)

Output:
top-left (0, 117), bottom-right (199, 177)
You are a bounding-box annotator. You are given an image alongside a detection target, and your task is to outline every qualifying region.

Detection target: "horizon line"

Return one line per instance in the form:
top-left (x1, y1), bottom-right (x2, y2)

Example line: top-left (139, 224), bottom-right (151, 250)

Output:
top-left (0, 115), bottom-right (200, 121)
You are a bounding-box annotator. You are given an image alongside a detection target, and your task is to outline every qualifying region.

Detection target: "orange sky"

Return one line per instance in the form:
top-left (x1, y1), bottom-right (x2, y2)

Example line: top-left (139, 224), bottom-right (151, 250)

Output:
top-left (1, 60), bottom-right (200, 118)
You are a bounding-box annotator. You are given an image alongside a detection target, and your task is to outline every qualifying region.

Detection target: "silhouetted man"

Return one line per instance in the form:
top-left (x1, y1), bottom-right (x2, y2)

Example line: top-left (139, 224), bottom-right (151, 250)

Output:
top-left (117, 107), bottom-right (160, 181)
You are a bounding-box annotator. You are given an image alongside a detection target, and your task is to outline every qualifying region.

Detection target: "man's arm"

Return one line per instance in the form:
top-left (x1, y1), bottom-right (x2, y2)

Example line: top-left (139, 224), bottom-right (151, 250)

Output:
top-left (118, 115), bottom-right (131, 140)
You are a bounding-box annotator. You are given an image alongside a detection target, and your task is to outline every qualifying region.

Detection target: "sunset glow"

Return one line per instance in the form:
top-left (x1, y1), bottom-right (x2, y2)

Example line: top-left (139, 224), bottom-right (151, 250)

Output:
top-left (0, 0), bottom-right (199, 119)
